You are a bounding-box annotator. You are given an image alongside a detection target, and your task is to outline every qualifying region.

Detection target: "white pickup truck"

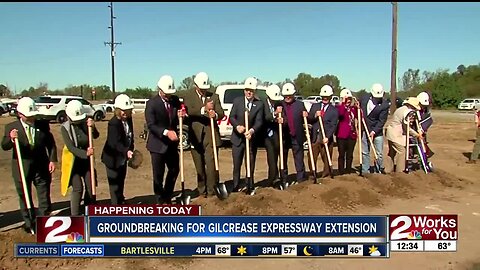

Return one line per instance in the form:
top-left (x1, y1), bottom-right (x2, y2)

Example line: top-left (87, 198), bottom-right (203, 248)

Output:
top-left (215, 84), bottom-right (268, 141)
top-left (303, 95), bottom-right (340, 112)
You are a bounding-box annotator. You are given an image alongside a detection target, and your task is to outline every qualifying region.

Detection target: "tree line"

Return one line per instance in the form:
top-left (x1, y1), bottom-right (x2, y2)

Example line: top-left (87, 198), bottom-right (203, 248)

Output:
top-left (1, 63), bottom-right (479, 109)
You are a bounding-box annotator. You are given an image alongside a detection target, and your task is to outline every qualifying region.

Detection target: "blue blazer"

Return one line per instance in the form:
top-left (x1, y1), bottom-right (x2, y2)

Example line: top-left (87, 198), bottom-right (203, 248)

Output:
top-left (308, 103), bottom-right (339, 143)
top-left (229, 96), bottom-right (264, 147)
top-left (360, 94), bottom-right (389, 137)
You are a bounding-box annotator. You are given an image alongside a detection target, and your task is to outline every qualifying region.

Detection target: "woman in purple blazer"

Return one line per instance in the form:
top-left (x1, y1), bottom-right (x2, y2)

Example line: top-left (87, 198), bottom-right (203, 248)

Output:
top-left (336, 89), bottom-right (358, 175)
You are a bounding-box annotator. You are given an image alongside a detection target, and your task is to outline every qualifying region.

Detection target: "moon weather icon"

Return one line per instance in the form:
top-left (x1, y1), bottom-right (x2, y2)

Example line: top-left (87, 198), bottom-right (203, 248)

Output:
top-left (303, 246), bottom-right (313, 256)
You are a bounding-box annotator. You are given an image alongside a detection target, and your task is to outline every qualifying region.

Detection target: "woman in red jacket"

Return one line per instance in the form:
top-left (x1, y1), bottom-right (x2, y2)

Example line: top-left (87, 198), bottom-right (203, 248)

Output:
top-left (336, 89), bottom-right (358, 174)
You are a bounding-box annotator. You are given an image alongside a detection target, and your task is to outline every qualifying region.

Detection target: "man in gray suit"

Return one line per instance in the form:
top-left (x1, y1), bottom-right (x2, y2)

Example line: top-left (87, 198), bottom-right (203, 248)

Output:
top-left (229, 77), bottom-right (264, 194)
top-left (1, 97), bottom-right (57, 234)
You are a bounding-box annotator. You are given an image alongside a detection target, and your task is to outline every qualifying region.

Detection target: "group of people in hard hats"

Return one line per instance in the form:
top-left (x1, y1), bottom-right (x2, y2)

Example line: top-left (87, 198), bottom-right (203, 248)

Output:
top-left (1, 94), bottom-right (136, 233)
top-left (0, 70), bottom-right (443, 234)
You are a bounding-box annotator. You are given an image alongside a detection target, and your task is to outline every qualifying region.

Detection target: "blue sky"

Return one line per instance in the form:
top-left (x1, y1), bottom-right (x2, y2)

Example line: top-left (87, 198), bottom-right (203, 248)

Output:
top-left (1, 2), bottom-right (479, 94)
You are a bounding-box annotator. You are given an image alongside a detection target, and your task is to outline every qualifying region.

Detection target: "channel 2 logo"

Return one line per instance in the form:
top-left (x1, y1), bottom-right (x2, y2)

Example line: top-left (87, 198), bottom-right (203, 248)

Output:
top-left (36, 216), bottom-right (85, 243)
top-left (389, 215), bottom-right (458, 241)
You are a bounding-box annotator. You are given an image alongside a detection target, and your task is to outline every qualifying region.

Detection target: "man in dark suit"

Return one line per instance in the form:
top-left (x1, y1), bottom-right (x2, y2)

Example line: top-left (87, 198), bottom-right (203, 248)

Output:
top-left (145, 75), bottom-right (181, 204)
top-left (359, 83), bottom-right (389, 174)
top-left (1, 97), bottom-right (57, 233)
top-left (308, 85), bottom-right (339, 179)
top-left (180, 72), bottom-right (224, 198)
top-left (277, 83), bottom-right (308, 183)
top-left (259, 84), bottom-right (283, 186)
top-left (229, 77), bottom-right (264, 194)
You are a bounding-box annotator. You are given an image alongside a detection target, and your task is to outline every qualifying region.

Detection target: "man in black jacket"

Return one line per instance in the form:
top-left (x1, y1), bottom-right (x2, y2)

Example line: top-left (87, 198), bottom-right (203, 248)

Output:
top-left (229, 77), bottom-right (264, 194)
top-left (145, 75), bottom-right (181, 204)
top-left (1, 97), bottom-right (57, 233)
top-left (260, 84), bottom-right (283, 186)
top-left (359, 83), bottom-right (389, 174)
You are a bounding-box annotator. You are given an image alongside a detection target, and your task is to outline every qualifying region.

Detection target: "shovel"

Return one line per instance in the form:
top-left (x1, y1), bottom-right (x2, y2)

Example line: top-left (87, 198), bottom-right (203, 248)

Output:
top-left (177, 109), bottom-right (191, 205)
top-left (278, 110), bottom-right (288, 190)
top-left (88, 124), bottom-right (97, 201)
top-left (212, 116), bottom-right (228, 200)
top-left (14, 137), bottom-right (35, 235)
top-left (245, 109), bottom-right (255, 195)
top-left (303, 116), bottom-right (318, 183)
top-left (405, 113), bottom-right (412, 173)
top-left (318, 115), bottom-right (334, 179)
top-left (355, 98), bottom-right (363, 176)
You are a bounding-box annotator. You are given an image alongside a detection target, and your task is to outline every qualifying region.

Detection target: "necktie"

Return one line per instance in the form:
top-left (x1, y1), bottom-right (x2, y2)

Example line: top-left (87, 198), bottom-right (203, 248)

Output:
top-left (26, 125), bottom-right (34, 146)
top-left (267, 102), bottom-right (274, 137)
top-left (165, 101), bottom-right (172, 119)
top-left (247, 101), bottom-right (252, 111)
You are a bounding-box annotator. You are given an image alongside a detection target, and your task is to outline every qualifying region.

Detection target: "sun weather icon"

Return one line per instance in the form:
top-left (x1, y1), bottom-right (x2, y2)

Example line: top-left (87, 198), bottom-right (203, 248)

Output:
top-left (407, 230), bottom-right (422, 240)
top-left (237, 245), bottom-right (247, 256)
top-left (369, 245), bottom-right (381, 256)
top-left (66, 232), bottom-right (84, 243)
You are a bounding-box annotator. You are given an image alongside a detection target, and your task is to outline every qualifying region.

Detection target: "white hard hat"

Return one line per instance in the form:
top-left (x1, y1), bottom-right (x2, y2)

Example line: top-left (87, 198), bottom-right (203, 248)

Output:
top-left (66, 100), bottom-right (86, 122)
top-left (17, 97), bottom-right (38, 117)
top-left (266, 85), bottom-right (283, 101)
top-left (281, 83), bottom-right (296, 96)
top-left (417, 91), bottom-right (430, 106)
top-left (194, 72), bottom-right (210, 90)
top-left (114, 94), bottom-right (134, 110)
top-left (244, 77), bottom-right (258, 90)
top-left (371, 83), bottom-right (384, 98)
top-left (157, 75), bottom-right (176, 94)
top-left (339, 88), bottom-right (353, 98)
top-left (320, 85), bottom-right (334, 97)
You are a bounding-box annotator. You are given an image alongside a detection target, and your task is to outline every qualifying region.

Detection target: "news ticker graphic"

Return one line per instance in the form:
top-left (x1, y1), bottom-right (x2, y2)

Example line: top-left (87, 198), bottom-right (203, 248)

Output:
top-left (86, 216), bottom-right (387, 244)
top-left (29, 204), bottom-right (458, 258)
top-left (15, 243), bottom-right (389, 258)
top-left (389, 215), bottom-right (458, 252)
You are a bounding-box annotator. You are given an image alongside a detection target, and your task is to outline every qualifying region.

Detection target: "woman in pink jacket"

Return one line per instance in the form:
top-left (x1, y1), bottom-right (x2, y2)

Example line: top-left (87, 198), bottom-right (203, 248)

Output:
top-left (336, 89), bottom-right (358, 174)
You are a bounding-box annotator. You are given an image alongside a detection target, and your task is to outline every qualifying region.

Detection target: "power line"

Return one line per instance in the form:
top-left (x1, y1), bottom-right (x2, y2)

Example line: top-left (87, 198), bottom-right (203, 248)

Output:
top-left (104, 2), bottom-right (122, 99)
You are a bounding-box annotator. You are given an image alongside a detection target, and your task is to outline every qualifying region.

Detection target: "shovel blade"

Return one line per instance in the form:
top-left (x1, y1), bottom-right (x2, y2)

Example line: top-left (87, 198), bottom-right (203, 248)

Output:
top-left (215, 183), bottom-right (229, 200)
top-left (182, 195), bottom-right (191, 205)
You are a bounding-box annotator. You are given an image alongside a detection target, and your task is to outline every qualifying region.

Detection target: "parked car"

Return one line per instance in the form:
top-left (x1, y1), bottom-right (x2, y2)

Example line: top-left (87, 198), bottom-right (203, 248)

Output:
top-left (99, 99), bottom-right (115, 113)
top-left (34, 95), bottom-right (106, 123)
top-left (458, 98), bottom-right (480, 110)
top-left (303, 95), bottom-right (340, 112)
top-left (215, 84), bottom-right (268, 141)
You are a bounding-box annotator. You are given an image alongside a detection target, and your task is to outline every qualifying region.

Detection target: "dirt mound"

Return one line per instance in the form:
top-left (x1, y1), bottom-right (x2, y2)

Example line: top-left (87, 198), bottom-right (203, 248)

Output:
top-left (0, 169), bottom-right (470, 270)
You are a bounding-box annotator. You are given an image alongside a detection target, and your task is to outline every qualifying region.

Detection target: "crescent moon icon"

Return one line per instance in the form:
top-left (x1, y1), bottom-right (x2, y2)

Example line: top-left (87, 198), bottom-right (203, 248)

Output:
top-left (303, 246), bottom-right (313, 256)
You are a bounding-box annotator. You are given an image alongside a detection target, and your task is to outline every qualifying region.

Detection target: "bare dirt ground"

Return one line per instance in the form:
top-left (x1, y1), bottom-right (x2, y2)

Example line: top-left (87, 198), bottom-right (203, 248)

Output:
top-left (0, 109), bottom-right (479, 270)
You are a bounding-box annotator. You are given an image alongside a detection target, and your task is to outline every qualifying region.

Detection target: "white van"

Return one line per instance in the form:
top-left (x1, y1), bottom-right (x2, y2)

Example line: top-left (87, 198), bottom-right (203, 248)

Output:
top-left (458, 98), bottom-right (480, 110)
top-left (215, 84), bottom-right (268, 141)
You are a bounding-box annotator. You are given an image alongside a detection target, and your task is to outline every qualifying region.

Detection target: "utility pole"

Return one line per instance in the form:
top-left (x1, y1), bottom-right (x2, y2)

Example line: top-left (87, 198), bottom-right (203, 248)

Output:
top-left (390, 2), bottom-right (398, 114)
top-left (104, 2), bottom-right (121, 99)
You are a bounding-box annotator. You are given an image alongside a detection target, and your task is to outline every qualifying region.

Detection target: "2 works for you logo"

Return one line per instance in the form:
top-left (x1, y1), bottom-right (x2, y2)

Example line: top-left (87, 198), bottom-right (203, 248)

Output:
top-left (389, 215), bottom-right (457, 241)
top-left (36, 216), bottom-right (85, 243)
